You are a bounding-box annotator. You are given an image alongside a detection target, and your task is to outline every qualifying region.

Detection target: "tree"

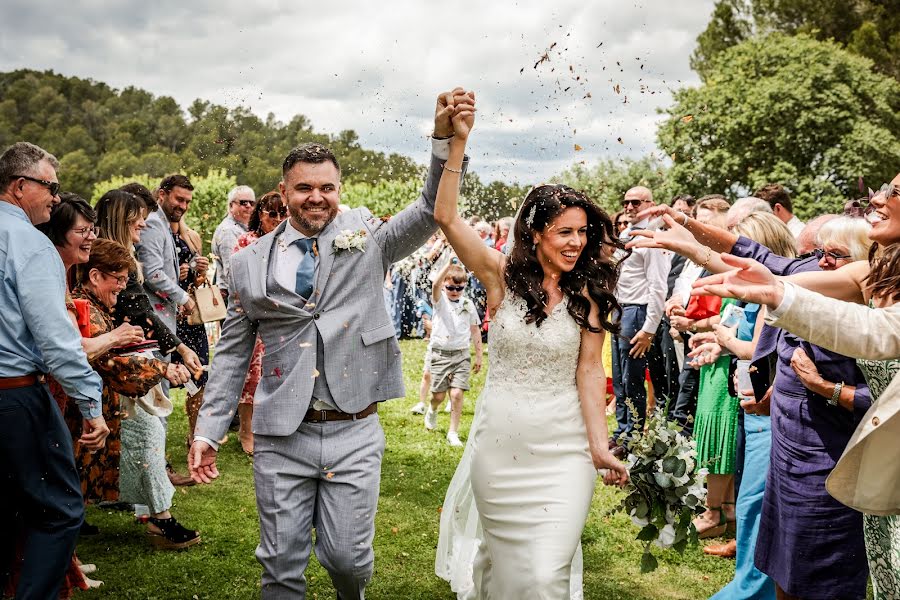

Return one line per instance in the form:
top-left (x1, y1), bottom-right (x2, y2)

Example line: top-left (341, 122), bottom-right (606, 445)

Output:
top-left (552, 156), bottom-right (671, 215)
top-left (693, 0), bottom-right (900, 81)
top-left (657, 34), bottom-right (900, 219)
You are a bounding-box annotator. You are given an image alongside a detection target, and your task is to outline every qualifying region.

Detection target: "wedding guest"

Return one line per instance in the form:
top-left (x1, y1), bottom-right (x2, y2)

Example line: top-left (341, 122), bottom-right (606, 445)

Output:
top-left (474, 221), bottom-right (493, 247)
top-left (171, 215), bottom-right (210, 446)
top-left (697, 212), bottom-right (795, 598)
top-left (610, 185), bottom-right (670, 456)
top-left (25, 193), bottom-right (139, 594)
top-left (755, 183), bottom-right (804, 237)
top-left (612, 210), bottom-right (632, 235)
top-left (651, 193), bottom-right (697, 411)
top-left (629, 205), bottom-right (872, 600)
top-left (493, 216), bottom-right (513, 252)
top-left (119, 182), bottom-right (157, 212)
top-left (73, 239), bottom-right (198, 550)
top-left (423, 260), bottom-right (482, 447)
top-left (212, 185), bottom-right (254, 304)
top-left (135, 174), bottom-right (200, 486)
top-left (695, 181), bottom-right (900, 597)
top-left (233, 190), bottom-right (287, 454)
top-left (96, 189), bottom-right (203, 456)
top-left (667, 196), bottom-right (730, 433)
top-left (0, 142), bottom-right (107, 600)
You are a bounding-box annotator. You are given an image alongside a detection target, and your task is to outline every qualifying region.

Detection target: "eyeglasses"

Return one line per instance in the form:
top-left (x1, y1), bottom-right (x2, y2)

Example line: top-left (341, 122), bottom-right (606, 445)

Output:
top-left (812, 248), bottom-right (852, 265)
top-left (14, 175), bottom-right (60, 197)
top-left (236, 199), bottom-right (254, 207)
top-left (444, 285), bottom-right (466, 292)
top-left (267, 208), bottom-right (288, 219)
top-left (98, 270), bottom-right (129, 286)
top-left (71, 225), bottom-right (100, 239)
top-left (877, 183), bottom-right (900, 201)
top-left (621, 199), bottom-right (643, 207)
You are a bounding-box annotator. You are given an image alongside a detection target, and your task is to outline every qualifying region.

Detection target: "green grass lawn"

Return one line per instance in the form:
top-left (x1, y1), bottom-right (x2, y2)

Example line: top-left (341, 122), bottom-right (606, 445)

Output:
top-left (78, 339), bottom-right (734, 599)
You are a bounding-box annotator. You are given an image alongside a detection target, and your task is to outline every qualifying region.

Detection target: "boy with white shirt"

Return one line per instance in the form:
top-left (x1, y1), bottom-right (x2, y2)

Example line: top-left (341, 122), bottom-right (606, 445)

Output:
top-left (424, 260), bottom-right (482, 446)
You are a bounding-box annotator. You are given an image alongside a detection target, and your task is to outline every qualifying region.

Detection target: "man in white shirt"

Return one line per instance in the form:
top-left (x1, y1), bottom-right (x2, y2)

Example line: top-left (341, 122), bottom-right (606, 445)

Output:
top-left (755, 183), bottom-right (804, 237)
top-left (211, 185), bottom-right (254, 304)
top-left (611, 186), bottom-right (670, 452)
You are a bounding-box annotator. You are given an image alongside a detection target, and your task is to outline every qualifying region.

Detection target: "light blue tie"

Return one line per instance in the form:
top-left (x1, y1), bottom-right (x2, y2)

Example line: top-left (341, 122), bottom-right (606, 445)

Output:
top-left (294, 238), bottom-right (317, 300)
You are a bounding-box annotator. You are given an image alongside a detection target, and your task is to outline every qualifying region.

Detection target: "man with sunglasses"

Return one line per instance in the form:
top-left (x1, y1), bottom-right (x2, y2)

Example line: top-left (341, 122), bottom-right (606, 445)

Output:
top-left (610, 185), bottom-right (671, 456)
top-left (0, 142), bottom-right (108, 599)
top-left (212, 185), bottom-right (256, 305)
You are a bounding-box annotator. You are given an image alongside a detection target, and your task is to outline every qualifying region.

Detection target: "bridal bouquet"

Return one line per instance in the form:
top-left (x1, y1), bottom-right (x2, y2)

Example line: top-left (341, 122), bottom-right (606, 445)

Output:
top-left (614, 404), bottom-right (707, 572)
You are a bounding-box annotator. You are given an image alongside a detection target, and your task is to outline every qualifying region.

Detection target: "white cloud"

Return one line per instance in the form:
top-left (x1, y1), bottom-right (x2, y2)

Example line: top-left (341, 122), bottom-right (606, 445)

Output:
top-left (0, 0), bottom-right (715, 184)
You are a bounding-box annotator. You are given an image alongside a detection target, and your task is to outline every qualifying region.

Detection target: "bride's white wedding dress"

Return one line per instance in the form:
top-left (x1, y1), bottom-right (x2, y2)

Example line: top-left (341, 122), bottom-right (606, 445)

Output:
top-left (436, 293), bottom-right (596, 599)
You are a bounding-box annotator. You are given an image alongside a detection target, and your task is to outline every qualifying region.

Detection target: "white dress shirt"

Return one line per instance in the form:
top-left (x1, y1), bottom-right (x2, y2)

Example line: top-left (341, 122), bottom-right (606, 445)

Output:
top-left (786, 215), bottom-right (805, 238)
top-left (670, 259), bottom-right (705, 308)
top-left (615, 218), bottom-right (671, 334)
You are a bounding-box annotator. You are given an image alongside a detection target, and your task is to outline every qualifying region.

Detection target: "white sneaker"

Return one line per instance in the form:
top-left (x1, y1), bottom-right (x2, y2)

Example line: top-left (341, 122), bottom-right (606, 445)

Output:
top-left (424, 409), bottom-right (437, 431)
top-left (444, 401), bottom-right (452, 413)
top-left (410, 402), bottom-right (426, 415)
top-left (447, 432), bottom-right (463, 447)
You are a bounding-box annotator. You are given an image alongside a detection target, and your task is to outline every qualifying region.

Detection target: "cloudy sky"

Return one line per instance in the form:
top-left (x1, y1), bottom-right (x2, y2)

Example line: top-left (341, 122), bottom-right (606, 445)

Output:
top-left (1, 0), bottom-right (715, 184)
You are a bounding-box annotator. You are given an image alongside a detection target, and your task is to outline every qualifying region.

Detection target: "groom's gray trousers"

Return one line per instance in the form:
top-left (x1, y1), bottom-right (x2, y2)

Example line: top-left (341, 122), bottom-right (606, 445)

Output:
top-left (253, 413), bottom-right (386, 600)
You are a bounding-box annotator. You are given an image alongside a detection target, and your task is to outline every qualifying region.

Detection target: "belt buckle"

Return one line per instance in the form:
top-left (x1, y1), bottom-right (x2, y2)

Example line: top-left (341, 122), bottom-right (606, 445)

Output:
top-left (320, 410), bottom-right (327, 422)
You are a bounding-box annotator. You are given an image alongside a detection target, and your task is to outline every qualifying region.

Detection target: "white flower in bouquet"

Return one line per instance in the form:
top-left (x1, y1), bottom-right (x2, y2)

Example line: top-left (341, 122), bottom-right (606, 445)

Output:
top-left (654, 524), bottom-right (677, 548)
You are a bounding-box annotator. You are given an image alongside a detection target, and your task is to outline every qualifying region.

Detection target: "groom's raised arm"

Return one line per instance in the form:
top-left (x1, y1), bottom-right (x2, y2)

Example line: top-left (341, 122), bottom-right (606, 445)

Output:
top-left (371, 88), bottom-right (472, 266)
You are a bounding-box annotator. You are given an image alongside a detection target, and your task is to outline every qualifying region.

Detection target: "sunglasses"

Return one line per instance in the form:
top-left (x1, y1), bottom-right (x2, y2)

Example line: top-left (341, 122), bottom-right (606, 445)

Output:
top-left (236, 199), bottom-right (254, 207)
top-left (444, 285), bottom-right (466, 292)
top-left (267, 208), bottom-right (288, 219)
top-left (621, 198), bottom-right (643, 207)
top-left (812, 248), bottom-right (852, 265)
top-left (15, 175), bottom-right (60, 197)
top-left (71, 225), bottom-right (100, 239)
top-left (877, 183), bottom-right (900, 200)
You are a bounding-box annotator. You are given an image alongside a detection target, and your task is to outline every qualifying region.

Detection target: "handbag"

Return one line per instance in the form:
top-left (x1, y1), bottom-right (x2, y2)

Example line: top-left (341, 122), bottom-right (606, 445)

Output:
top-left (188, 283), bottom-right (227, 325)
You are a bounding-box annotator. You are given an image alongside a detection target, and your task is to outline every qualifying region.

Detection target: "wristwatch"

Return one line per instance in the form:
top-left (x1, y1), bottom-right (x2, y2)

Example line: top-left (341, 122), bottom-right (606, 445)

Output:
top-left (827, 381), bottom-right (843, 407)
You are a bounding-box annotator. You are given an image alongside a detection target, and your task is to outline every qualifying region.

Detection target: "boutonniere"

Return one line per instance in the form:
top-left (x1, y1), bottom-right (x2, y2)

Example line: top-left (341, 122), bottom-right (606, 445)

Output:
top-left (332, 229), bottom-right (367, 253)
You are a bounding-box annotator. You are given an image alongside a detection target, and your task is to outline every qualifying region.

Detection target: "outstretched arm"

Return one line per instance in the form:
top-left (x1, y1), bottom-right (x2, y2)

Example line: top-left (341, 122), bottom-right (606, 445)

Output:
top-left (433, 95), bottom-right (505, 298)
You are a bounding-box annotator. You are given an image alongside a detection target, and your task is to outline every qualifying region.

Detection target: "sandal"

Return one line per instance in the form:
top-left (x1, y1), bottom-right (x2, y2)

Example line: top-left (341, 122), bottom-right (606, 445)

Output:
top-left (693, 506), bottom-right (728, 539)
top-left (147, 517), bottom-right (201, 550)
top-left (722, 501), bottom-right (737, 536)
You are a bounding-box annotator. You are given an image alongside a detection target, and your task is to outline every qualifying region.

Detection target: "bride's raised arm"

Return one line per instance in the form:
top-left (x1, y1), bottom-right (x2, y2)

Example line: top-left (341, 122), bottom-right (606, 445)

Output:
top-left (434, 94), bottom-right (505, 297)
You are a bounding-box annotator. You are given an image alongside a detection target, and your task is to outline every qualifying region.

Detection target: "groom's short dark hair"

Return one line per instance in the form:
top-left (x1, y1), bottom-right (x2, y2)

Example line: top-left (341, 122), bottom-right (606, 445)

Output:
top-left (282, 143), bottom-right (341, 176)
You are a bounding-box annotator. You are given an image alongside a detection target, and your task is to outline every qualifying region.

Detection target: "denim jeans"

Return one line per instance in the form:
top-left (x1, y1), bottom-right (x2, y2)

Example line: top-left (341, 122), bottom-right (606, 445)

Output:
top-left (612, 304), bottom-right (650, 439)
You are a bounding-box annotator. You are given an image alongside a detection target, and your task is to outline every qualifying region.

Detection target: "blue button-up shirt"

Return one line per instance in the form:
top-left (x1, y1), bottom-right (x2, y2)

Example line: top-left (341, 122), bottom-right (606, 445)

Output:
top-left (0, 202), bottom-right (102, 418)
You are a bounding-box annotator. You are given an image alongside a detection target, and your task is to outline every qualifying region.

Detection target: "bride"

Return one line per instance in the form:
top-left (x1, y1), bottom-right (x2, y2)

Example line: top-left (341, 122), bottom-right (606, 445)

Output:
top-left (433, 96), bottom-right (630, 599)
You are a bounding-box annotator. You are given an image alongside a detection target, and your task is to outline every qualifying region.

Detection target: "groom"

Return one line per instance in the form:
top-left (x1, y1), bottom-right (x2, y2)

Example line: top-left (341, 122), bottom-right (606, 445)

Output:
top-left (189, 88), bottom-right (472, 599)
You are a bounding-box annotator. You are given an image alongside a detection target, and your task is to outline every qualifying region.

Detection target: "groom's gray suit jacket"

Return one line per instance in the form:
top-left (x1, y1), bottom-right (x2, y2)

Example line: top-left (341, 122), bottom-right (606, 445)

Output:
top-left (196, 154), bottom-right (466, 442)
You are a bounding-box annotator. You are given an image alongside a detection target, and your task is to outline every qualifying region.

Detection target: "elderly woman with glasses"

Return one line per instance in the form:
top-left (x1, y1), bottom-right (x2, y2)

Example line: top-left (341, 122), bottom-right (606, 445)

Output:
top-left (71, 238), bottom-right (200, 550)
top-left (231, 191), bottom-right (287, 455)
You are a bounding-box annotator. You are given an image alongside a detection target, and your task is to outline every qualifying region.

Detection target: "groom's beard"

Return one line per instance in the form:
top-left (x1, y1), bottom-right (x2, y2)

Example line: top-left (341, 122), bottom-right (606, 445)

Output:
top-left (290, 204), bottom-right (337, 235)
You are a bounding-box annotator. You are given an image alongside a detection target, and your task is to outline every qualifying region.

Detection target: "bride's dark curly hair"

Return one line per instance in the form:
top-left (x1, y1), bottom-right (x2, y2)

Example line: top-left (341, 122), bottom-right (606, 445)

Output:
top-left (504, 184), bottom-right (627, 333)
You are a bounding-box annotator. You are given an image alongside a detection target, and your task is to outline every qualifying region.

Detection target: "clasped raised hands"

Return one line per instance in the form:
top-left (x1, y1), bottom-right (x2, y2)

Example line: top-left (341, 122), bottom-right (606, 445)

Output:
top-left (433, 88), bottom-right (476, 141)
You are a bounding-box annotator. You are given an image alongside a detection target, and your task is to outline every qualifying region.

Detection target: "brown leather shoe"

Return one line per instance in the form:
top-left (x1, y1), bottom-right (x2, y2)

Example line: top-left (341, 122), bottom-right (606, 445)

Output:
top-left (703, 539), bottom-right (737, 558)
top-left (166, 464), bottom-right (196, 487)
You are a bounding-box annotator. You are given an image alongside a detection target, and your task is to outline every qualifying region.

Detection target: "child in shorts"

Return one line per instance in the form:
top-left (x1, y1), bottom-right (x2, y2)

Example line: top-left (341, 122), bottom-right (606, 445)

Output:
top-left (424, 260), bottom-right (482, 446)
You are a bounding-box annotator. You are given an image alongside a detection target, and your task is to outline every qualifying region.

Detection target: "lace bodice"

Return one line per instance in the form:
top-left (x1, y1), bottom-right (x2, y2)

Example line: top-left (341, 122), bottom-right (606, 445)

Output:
top-left (485, 293), bottom-right (582, 391)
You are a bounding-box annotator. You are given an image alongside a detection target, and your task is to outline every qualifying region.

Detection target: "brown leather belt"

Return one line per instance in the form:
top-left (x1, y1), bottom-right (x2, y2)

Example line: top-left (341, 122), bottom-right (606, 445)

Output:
top-left (303, 403), bottom-right (377, 423)
top-left (0, 373), bottom-right (45, 390)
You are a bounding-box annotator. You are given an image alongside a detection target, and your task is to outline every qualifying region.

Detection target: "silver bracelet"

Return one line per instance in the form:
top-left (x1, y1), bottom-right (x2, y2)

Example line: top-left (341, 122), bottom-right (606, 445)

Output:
top-left (442, 164), bottom-right (462, 174)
